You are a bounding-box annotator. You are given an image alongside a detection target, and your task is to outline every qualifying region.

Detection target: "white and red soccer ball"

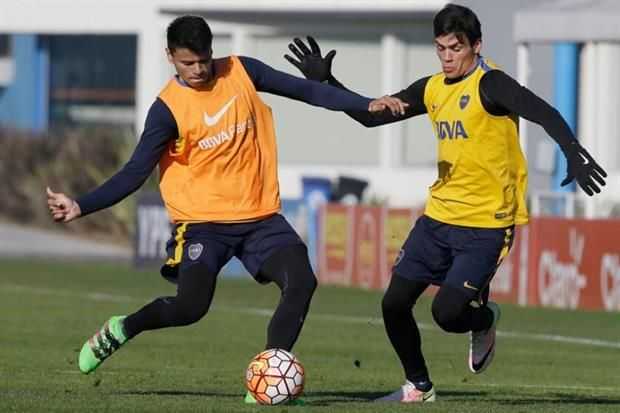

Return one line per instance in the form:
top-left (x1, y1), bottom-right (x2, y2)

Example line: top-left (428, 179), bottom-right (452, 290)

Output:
top-left (245, 348), bottom-right (305, 405)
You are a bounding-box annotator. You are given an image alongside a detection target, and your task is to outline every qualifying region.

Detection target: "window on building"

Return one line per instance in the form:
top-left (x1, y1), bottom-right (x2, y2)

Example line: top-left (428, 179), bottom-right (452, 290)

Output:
top-left (48, 35), bottom-right (137, 127)
top-left (0, 35), bottom-right (11, 57)
top-left (0, 34), bottom-right (14, 86)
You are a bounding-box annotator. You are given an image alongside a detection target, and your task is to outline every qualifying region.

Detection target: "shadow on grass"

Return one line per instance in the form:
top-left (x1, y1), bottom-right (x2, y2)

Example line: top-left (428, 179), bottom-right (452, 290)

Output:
top-left (117, 389), bottom-right (381, 407)
top-left (304, 389), bottom-right (620, 407)
top-left (116, 389), bottom-right (620, 407)
top-left (117, 389), bottom-right (240, 398)
top-left (300, 390), bottom-right (486, 406)
top-left (303, 390), bottom-right (384, 405)
top-left (117, 389), bottom-right (490, 406)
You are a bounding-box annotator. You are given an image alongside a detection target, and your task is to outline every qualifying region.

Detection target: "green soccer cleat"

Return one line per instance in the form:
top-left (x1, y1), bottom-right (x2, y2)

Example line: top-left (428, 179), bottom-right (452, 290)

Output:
top-left (244, 391), bottom-right (257, 404)
top-left (244, 391), bottom-right (305, 406)
top-left (78, 315), bottom-right (128, 374)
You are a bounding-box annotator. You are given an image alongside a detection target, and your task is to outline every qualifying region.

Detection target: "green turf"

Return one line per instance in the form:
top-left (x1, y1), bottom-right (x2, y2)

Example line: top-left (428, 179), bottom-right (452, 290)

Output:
top-left (1, 259), bottom-right (619, 412)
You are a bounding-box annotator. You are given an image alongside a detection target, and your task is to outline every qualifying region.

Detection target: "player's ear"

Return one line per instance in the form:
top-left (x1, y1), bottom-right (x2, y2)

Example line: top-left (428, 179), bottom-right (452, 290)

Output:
top-left (472, 39), bottom-right (482, 55)
top-left (166, 48), bottom-right (174, 63)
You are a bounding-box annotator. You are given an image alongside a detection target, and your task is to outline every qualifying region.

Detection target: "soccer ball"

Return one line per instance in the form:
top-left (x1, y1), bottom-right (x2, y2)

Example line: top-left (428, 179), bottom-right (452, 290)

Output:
top-left (245, 348), bottom-right (305, 405)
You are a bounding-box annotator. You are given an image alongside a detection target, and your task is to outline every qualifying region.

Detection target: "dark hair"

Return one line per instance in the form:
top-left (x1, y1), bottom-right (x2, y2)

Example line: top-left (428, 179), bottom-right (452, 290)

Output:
top-left (167, 15), bottom-right (213, 54)
top-left (433, 4), bottom-right (481, 45)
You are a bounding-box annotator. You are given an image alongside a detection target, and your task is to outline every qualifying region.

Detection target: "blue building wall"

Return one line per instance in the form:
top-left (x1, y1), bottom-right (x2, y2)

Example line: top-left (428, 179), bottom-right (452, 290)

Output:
top-left (0, 35), bottom-right (48, 131)
top-left (552, 43), bottom-right (579, 192)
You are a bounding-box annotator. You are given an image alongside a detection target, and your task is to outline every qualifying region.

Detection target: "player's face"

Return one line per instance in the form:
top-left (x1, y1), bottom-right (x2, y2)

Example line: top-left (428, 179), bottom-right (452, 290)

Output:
top-left (434, 33), bottom-right (481, 79)
top-left (167, 47), bottom-right (213, 88)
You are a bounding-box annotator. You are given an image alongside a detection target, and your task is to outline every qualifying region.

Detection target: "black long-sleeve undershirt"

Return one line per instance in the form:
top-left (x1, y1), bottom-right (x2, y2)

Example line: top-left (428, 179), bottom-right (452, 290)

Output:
top-left (328, 75), bottom-right (429, 126)
top-left (331, 68), bottom-right (576, 151)
top-left (76, 56), bottom-right (373, 216)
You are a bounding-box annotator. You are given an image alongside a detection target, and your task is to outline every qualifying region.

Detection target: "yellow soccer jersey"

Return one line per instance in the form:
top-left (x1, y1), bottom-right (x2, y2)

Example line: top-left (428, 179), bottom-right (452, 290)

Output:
top-left (423, 57), bottom-right (528, 228)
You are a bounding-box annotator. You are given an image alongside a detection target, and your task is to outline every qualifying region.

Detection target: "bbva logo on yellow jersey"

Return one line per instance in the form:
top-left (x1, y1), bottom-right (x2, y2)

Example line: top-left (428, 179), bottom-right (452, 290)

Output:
top-left (435, 120), bottom-right (469, 140)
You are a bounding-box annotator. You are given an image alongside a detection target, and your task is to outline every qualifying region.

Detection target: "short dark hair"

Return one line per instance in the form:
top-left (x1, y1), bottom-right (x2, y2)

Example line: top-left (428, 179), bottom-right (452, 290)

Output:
top-left (433, 4), bottom-right (481, 45)
top-left (167, 15), bottom-right (213, 54)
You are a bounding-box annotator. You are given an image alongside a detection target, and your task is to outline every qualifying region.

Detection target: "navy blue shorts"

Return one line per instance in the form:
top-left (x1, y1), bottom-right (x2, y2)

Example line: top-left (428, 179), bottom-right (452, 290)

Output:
top-left (393, 215), bottom-right (514, 294)
top-left (160, 214), bottom-right (304, 284)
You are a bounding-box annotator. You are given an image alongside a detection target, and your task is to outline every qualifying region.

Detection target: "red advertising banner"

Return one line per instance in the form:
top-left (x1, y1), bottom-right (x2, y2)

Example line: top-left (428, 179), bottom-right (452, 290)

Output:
top-left (319, 205), bottom-right (419, 291)
top-left (318, 205), bottom-right (620, 312)
top-left (381, 208), bottom-right (419, 289)
top-left (352, 207), bottom-right (382, 290)
top-left (317, 205), bottom-right (356, 286)
top-left (527, 218), bottom-right (620, 311)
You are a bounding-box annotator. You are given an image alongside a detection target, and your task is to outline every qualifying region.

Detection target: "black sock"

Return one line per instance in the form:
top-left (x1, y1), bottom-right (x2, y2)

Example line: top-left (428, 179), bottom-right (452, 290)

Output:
top-left (471, 305), bottom-right (494, 332)
top-left (382, 274), bottom-right (431, 384)
top-left (411, 379), bottom-right (433, 392)
top-left (123, 263), bottom-right (216, 339)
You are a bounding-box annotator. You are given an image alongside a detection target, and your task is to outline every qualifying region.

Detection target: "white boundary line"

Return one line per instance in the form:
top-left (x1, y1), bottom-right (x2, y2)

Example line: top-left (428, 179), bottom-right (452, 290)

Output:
top-left (451, 382), bottom-right (620, 393)
top-left (233, 306), bottom-right (620, 349)
top-left (3, 283), bottom-right (620, 350)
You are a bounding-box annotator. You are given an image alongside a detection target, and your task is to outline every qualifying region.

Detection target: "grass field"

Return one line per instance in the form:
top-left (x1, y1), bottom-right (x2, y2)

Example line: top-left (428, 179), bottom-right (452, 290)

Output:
top-left (1, 259), bottom-right (619, 412)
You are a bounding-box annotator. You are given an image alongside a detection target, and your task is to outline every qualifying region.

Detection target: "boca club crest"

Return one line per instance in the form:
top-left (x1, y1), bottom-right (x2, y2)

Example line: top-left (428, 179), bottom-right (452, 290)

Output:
top-left (188, 243), bottom-right (204, 261)
top-left (459, 94), bottom-right (470, 109)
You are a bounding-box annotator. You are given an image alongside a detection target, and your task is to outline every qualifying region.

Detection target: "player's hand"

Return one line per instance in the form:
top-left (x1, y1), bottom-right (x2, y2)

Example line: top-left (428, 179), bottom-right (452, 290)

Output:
top-left (46, 186), bottom-right (82, 222)
top-left (369, 95), bottom-right (409, 115)
top-left (560, 142), bottom-right (607, 196)
top-left (284, 36), bottom-right (335, 82)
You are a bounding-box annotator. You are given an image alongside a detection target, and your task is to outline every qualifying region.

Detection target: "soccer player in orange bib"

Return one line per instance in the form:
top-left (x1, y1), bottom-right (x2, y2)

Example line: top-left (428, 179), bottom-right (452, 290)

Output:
top-left (286, 3), bottom-right (607, 403)
top-left (46, 15), bottom-right (406, 400)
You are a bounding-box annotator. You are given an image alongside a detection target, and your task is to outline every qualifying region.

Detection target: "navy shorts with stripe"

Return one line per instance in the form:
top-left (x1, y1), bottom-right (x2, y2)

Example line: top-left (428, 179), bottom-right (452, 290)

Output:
top-left (393, 215), bottom-right (514, 294)
top-left (161, 214), bottom-right (305, 283)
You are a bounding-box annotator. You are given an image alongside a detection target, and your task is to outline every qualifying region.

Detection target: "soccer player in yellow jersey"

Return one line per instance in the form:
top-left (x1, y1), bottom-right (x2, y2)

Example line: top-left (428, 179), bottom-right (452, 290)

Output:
top-left (286, 3), bottom-right (607, 403)
top-left (45, 15), bottom-right (406, 402)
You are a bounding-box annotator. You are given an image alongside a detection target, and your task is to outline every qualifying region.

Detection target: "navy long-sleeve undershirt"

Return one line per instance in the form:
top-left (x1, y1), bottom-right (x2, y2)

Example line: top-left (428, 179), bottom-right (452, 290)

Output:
top-left (77, 56), bottom-right (372, 216)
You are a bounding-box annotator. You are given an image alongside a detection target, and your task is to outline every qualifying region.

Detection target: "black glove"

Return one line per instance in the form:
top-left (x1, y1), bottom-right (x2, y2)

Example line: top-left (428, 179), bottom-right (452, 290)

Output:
top-left (284, 36), bottom-right (336, 82)
top-left (560, 141), bottom-right (607, 196)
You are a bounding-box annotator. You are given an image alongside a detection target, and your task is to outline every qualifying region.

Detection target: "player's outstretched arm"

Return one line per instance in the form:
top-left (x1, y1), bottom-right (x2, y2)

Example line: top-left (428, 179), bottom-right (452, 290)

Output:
top-left (284, 36), bottom-right (335, 84)
top-left (57, 100), bottom-right (176, 219)
top-left (46, 186), bottom-right (81, 223)
top-left (480, 70), bottom-right (607, 196)
top-left (559, 141), bottom-right (607, 196)
top-left (284, 36), bottom-right (428, 127)
top-left (240, 55), bottom-right (406, 115)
